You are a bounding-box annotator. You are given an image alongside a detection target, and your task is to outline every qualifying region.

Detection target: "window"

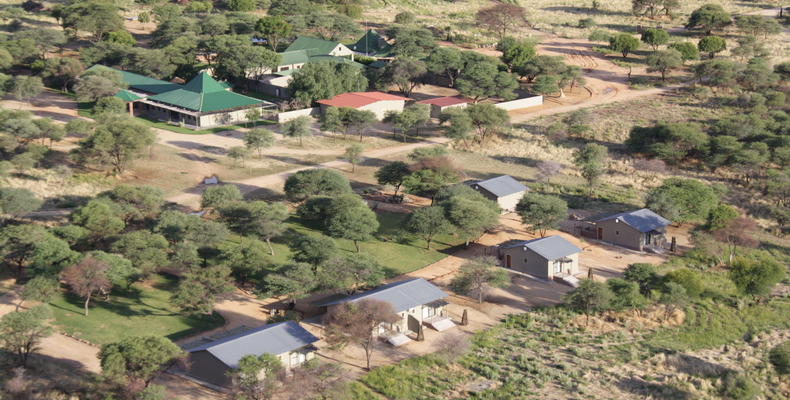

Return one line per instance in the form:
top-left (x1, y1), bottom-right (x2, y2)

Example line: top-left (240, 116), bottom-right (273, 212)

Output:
top-left (554, 262), bottom-right (561, 273)
top-left (615, 231), bottom-right (619, 235)
top-left (422, 306), bottom-right (435, 319)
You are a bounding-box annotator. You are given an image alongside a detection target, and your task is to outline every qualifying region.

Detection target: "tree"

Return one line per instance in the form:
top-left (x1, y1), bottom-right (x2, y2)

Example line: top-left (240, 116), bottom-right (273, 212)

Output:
top-left (375, 161), bottom-right (410, 197)
top-left (437, 185), bottom-right (500, 245)
top-left (455, 60), bottom-right (518, 102)
top-left (228, 353), bottom-right (283, 400)
top-left (686, 4), bottom-right (731, 35)
top-left (769, 342), bottom-right (790, 375)
top-left (43, 57), bottom-right (85, 91)
top-left (537, 160), bottom-right (563, 183)
top-left (210, 35), bottom-right (280, 87)
top-left (255, 16), bottom-right (291, 51)
top-left (573, 143), bottom-right (608, 196)
top-left (100, 185), bottom-right (164, 223)
top-left (320, 106), bottom-right (343, 135)
top-left (387, 26), bottom-right (436, 59)
top-left (61, 256), bottom-right (112, 316)
top-left (263, 262), bottom-right (316, 302)
top-left (451, 257), bottom-right (510, 303)
top-left (244, 128), bottom-right (275, 158)
top-left (90, 251), bottom-right (138, 288)
top-left (21, 276), bottom-right (59, 306)
top-left (632, 0), bottom-right (679, 18)
top-left (60, 0), bottom-right (123, 42)
top-left (0, 305), bottom-right (52, 366)
top-left (659, 282), bottom-right (688, 321)
top-left (641, 28), bottom-right (669, 50)
top-left (71, 198), bottom-right (125, 240)
top-left (664, 268), bottom-right (704, 298)
top-left (406, 206), bottom-right (451, 249)
top-left (288, 62), bottom-right (367, 107)
top-left (325, 194), bottom-right (379, 252)
top-left (201, 184), bottom-right (242, 210)
top-left (425, 47), bottom-right (463, 87)
top-left (381, 58), bottom-right (426, 97)
top-left (99, 336), bottom-right (183, 394)
top-left (441, 108), bottom-right (474, 148)
top-left (607, 278), bottom-right (647, 311)
top-left (623, 263), bottom-right (659, 297)
top-left (394, 11), bottom-right (415, 24)
top-left (532, 74), bottom-right (560, 96)
top-left (694, 59), bottom-right (740, 89)
top-left (465, 103), bottom-right (510, 144)
top-left (290, 233), bottom-right (337, 266)
top-left (104, 30), bottom-right (135, 46)
top-left (609, 33), bottom-right (640, 58)
top-left (712, 216), bottom-right (759, 263)
top-left (645, 178), bottom-right (718, 223)
top-left (227, 0), bottom-right (256, 11)
top-left (111, 231), bottom-right (169, 277)
top-left (344, 144), bottom-right (363, 172)
top-left (516, 193), bottom-right (568, 237)
top-left (498, 36), bottom-right (538, 74)
top-left (706, 204), bottom-right (738, 231)
top-left (318, 253), bottom-right (384, 293)
top-left (669, 42), bottom-right (699, 63)
top-left (475, 3), bottom-right (527, 40)
top-left (76, 115), bottom-right (155, 174)
top-left (0, 187), bottom-right (41, 219)
top-left (74, 68), bottom-right (125, 102)
top-left (728, 253), bottom-right (785, 298)
top-left (338, 108), bottom-right (376, 142)
top-left (282, 116), bottom-right (312, 146)
top-left (563, 279), bottom-right (613, 325)
top-left (284, 168), bottom-right (351, 202)
top-left (323, 299), bottom-right (398, 370)
top-left (217, 238), bottom-right (273, 285)
top-left (391, 103), bottom-right (430, 141)
top-left (7, 76), bottom-right (43, 103)
top-left (646, 49), bottom-right (682, 81)
top-left (171, 264), bottom-right (234, 314)
top-left (93, 96), bottom-right (125, 115)
top-left (219, 201), bottom-right (289, 255)
top-left (227, 146), bottom-right (250, 168)
top-left (697, 35), bottom-right (726, 58)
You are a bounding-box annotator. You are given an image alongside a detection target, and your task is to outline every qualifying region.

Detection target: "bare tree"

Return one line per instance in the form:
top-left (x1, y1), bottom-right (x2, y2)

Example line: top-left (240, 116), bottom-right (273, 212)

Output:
top-left (634, 158), bottom-right (667, 184)
top-left (712, 216), bottom-right (759, 263)
top-left (322, 299), bottom-right (399, 370)
top-left (475, 4), bottom-right (527, 39)
top-left (537, 160), bottom-right (563, 183)
top-left (283, 361), bottom-right (349, 400)
top-left (60, 256), bottom-right (112, 316)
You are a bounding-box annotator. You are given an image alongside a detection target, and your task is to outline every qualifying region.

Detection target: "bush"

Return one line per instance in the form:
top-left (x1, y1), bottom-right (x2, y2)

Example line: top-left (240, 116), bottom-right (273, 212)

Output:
top-left (719, 373), bottom-right (759, 400)
top-left (578, 18), bottom-right (596, 28)
top-left (588, 30), bottom-right (611, 43)
top-left (663, 268), bottom-right (704, 298)
top-left (769, 341), bottom-right (790, 375)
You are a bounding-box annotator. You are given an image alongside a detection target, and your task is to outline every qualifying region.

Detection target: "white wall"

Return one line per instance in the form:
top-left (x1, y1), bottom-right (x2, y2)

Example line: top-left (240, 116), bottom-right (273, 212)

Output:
top-left (360, 100), bottom-right (405, 120)
top-left (278, 107), bottom-right (319, 123)
top-left (495, 95), bottom-right (544, 111)
top-left (198, 106), bottom-right (267, 129)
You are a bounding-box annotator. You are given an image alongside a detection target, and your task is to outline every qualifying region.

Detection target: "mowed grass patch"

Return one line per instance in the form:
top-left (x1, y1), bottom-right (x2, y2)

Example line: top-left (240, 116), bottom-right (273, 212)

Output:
top-left (267, 211), bottom-right (463, 276)
top-left (49, 274), bottom-right (224, 345)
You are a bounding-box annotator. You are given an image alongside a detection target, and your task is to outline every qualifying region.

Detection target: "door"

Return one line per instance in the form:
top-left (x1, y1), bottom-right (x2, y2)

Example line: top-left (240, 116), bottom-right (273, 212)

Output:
top-left (597, 227), bottom-right (603, 240)
top-left (505, 254), bottom-right (512, 268)
top-left (407, 314), bottom-right (421, 333)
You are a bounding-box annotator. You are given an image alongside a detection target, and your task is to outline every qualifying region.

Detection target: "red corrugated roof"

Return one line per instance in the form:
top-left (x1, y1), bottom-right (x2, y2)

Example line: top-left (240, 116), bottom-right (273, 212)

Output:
top-left (316, 92), bottom-right (409, 108)
top-left (416, 96), bottom-right (472, 107)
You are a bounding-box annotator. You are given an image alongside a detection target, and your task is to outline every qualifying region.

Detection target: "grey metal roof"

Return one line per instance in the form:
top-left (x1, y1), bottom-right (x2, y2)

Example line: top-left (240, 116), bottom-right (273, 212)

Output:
top-left (594, 208), bottom-right (671, 233)
top-left (471, 175), bottom-right (528, 198)
top-left (500, 235), bottom-right (581, 261)
top-left (319, 278), bottom-right (447, 313)
top-left (186, 321), bottom-right (318, 368)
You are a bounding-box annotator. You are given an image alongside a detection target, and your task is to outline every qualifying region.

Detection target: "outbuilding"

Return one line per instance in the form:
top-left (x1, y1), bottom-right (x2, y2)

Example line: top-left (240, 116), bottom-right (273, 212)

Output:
top-left (495, 235), bottom-right (581, 281)
top-left (416, 96), bottom-right (472, 118)
top-left (466, 175), bottom-right (528, 212)
top-left (576, 208), bottom-right (671, 251)
top-left (316, 91), bottom-right (409, 120)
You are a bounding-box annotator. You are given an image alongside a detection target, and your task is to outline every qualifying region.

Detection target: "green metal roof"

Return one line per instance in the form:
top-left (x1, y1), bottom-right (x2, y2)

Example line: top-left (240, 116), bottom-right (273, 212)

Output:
top-left (279, 50), bottom-right (309, 66)
top-left (87, 65), bottom-right (180, 95)
top-left (351, 29), bottom-right (393, 57)
top-left (114, 89), bottom-right (143, 102)
top-left (146, 72), bottom-right (264, 113)
top-left (285, 37), bottom-right (342, 56)
top-left (308, 55), bottom-right (365, 68)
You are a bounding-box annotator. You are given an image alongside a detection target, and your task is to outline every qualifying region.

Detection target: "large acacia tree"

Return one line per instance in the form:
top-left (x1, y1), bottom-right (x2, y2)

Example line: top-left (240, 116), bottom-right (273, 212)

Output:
top-left (76, 114), bottom-right (155, 175)
top-left (323, 299), bottom-right (398, 370)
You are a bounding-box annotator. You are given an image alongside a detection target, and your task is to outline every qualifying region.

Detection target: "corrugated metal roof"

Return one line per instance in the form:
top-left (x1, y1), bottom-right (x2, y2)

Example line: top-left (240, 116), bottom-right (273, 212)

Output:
top-left (279, 50), bottom-right (309, 66)
top-left (146, 72), bottom-right (265, 112)
top-left (186, 321), bottom-right (318, 368)
top-left (87, 65), bottom-right (180, 94)
top-left (351, 29), bottom-right (393, 57)
top-left (500, 235), bottom-right (581, 261)
top-left (593, 208), bottom-right (671, 233)
top-left (319, 278), bottom-right (447, 313)
top-left (473, 175), bottom-right (528, 198)
top-left (316, 91), bottom-right (409, 108)
top-left (113, 89), bottom-right (142, 102)
top-left (416, 96), bottom-right (472, 107)
top-left (286, 37), bottom-right (343, 56)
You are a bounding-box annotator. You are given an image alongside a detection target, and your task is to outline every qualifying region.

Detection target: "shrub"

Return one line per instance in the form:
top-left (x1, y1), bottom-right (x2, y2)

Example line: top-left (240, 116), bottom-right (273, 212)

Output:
top-left (769, 341), bottom-right (790, 375)
top-left (663, 268), bottom-right (704, 298)
top-left (719, 373), bottom-right (759, 400)
top-left (578, 18), bottom-right (596, 28)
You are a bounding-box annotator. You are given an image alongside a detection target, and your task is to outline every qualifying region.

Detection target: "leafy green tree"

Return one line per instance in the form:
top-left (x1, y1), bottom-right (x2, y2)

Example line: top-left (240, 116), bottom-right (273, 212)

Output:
top-left (516, 193), bottom-right (568, 237)
top-left (227, 146), bottom-right (250, 168)
top-left (43, 57), bottom-right (85, 91)
top-left (282, 116), bottom-right (312, 146)
top-left (406, 206), bottom-right (451, 249)
top-left (74, 68), bottom-right (125, 102)
top-left (706, 204), bottom-right (738, 231)
top-left (451, 257), bottom-right (510, 303)
top-left (263, 262), bottom-right (316, 302)
top-left (375, 161), bottom-right (410, 197)
top-left (387, 25), bottom-right (436, 58)
top-left (645, 178), bottom-right (718, 223)
top-left (255, 16), bottom-right (291, 51)
top-left (563, 279), bottom-right (613, 325)
top-left (228, 353), bottom-right (283, 400)
top-left (319, 253), bottom-right (384, 293)
top-left (338, 108), bottom-right (376, 142)
top-left (320, 106), bottom-right (343, 135)
top-left (290, 234), bottom-right (337, 266)
top-left (326, 194), bottom-right (379, 252)
top-left (99, 336), bottom-right (183, 394)
top-left (735, 15), bottom-right (781, 37)
top-left (465, 103), bottom-right (510, 145)
top-left (686, 4), bottom-right (731, 35)
top-left (104, 30), bottom-right (135, 46)
top-left (769, 342), bottom-right (790, 375)
top-left (498, 36), bottom-right (538, 74)
top-left (607, 278), bottom-right (647, 311)
top-left (8, 75), bottom-right (43, 103)
top-left (89, 251), bottom-right (138, 288)
top-left (210, 35), bottom-right (280, 86)
top-left (60, 256), bottom-right (112, 316)
top-left (344, 144), bottom-right (363, 173)
top-left (647, 49), bottom-right (682, 81)
top-left (390, 103), bottom-right (430, 141)
top-left (623, 263), bottom-right (659, 296)
top-left (532, 74), bottom-right (560, 96)
top-left (627, 122), bottom-right (708, 164)
top-left (441, 108), bottom-right (474, 148)
top-left (736, 57), bottom-right (779, 91)
top-left (0, 224), bottom-right (49, 275)
top-left (632, 0), bottom-right (679, 18)
top-left (323, 299), bottom-right (398, 370)
top-left (403, 163), bottom-right (460, 202)
top-left (71, 198), bottom-right (125, 240)
top-left (60, 0), bottom-right (123, 42)
top-left (284, 168), bottom-right (351, 202)
top-left (93, 96), bottom-right (125, 115)
top-left (111, 231), bottom-right (169, 277)
top-left (21, 276), bottom-right (59, 306)
top-left (227, 0), bottom-right (256, 11)
top-left (218, 238), bottom-right (273, 285)
top-left (664, 268), bottom-right (704, 298)
top-left (694, 59), bottom-right (740, 89)
top-left (668, 42), bottom-right (699, 62)
top-left (0, 305), bottom-right (52, 366)
top-left (171, 264), bottom-right (234, 314)
top-left (697, 35), bottom-right (726, 58)
top-left (244, 128), bottom-right (275, 158)
top-left (659, 282), bottom-right (688, 320)
top-left (641, 28), bottom-right (669, 50)
top-left (201, 184), bottom-right (242, 210)
top-left (76, 115), bottom-right (155, 174)
top-left (381, 57), bottom-right (426, 97)
top-left (100, 185), bottom-right (164, 224)
top-left (456, 60), bottom-right (518, 102)
top-left (0, 187), bottom-right (41, 219)
top-left (609, 33), bottom-right (640, 58)
top-left (573, 143), bottom-right (608, 195)
top-left (219, 201), bottom-right (289, 254)
top-left (729, 253), bottom-right (785, 298)
top-left (288, 61), bottom-right (367, 107)
top-left (425, 47), bottom-right (463, 87)
top-left (437, 184), bottom-right (500, 245)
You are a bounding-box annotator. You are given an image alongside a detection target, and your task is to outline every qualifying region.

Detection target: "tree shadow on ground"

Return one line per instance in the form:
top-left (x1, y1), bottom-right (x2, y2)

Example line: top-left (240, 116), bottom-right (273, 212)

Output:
top-left (615, 377), bottom-right (694, 399)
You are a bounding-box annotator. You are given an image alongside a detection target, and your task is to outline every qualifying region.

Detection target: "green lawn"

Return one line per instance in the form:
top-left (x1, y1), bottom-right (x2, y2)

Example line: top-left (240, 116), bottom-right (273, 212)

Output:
top-left (264, 211), bottom-right (464, 276)
top-left (49, 274), bottom-right (224, 345)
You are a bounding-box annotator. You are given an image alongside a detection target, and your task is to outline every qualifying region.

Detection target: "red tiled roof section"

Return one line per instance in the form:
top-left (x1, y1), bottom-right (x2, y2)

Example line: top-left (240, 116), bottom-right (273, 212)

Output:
top-left (316, 92), bottom-right (410, 108)
top-left (416, 96), bottom-right (472, 107)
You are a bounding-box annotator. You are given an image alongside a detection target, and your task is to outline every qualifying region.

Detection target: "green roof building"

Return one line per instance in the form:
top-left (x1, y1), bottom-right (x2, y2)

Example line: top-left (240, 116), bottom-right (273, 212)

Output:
top-left (285, 37), bottom-right (354, 58)
top-left (350, 29), bottom-right (394, 58)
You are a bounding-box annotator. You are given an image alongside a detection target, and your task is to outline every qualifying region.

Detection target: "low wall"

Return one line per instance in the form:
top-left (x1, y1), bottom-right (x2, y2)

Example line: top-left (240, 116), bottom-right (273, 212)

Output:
top-left (495, 95), bottom-right (544, 111)
top-left (277, 107), bottom-right (319, 123)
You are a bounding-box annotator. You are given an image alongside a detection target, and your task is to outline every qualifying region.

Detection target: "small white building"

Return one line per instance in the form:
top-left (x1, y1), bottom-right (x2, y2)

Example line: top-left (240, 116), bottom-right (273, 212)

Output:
top-left (466, 175), bottom-right (529, 213)
top-left (316, 91), bottom-right (409, 120)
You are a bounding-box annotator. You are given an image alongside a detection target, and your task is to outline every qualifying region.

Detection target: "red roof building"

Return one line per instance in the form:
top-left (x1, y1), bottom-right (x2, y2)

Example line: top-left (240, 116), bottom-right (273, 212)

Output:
top-left (316, 92), bottom-right (410, 120)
